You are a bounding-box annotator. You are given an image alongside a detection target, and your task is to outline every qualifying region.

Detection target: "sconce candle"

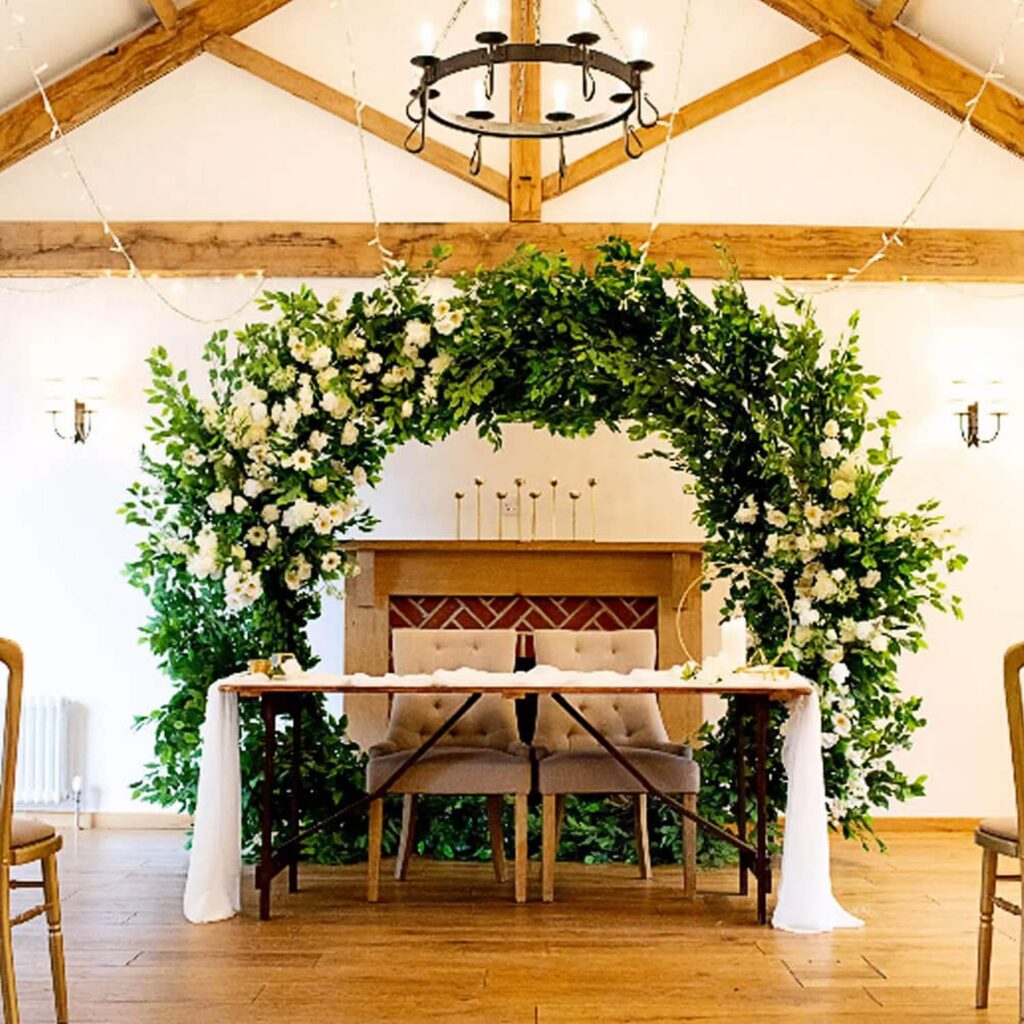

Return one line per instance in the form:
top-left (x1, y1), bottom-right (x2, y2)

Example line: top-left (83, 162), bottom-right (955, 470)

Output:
top-left (44, 376), bottom-right (102, 444)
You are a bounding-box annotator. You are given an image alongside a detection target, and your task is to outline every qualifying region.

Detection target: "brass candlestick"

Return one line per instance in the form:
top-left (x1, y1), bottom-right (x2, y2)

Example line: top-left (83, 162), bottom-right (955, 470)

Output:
top-left (569, 490), bottom-right (581, 540)
top-left (514, 477), bottom-right (525, 542)
top-left (454, 491), bottom-right (465, 540)
top-left (496, 491), bottom-right (508, 540)
top-left (474, 477), bottom-right (485, 540)
top-left (529, 491), bottom-right (541, 541)
top-left (588, 477), bottom-right (598, 541)
top-left (550, 477), bottom-right (558, 539)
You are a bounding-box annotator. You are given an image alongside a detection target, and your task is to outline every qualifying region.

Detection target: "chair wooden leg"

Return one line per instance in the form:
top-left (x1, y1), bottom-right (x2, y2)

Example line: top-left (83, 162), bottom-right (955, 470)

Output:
top-left (486, 796), bottom-right (509, 884)
top-left (0, 867), bottom-right (18, 1024)
top-left (542, 794), bottom-right (557, 903)
top-left (634, 793), bottom-right (653, 880)
top-left (513, 794), bottom-right (528, 904)
top-left (682, 792), bottom-right (698, 899)
top-left (555, 794), bottom-right (566, 848)
top-left (367, 798), bottom-right (383, 903)
top-left (394, 795), bottom-right (417, 882)
top-left (1019, 873), bottom-right (1024, 1024)
top-left (42, 853), bottom-right (68, 1024)
top-left (976, 847), bottom-right (997, 1008)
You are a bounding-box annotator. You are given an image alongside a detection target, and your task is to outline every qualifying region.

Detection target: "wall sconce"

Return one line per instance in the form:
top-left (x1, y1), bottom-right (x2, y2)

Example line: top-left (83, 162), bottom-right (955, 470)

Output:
top-left (43, 377), bottom-right (102, 444)
top-left (951, 378), bottom-right (1007, 448)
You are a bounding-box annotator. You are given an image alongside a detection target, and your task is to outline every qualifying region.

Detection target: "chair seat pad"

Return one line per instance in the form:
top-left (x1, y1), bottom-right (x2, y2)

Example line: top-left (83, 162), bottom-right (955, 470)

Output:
top-left (978, 816), bottom-right (1019, 844)
top-left (11, 816), bottom-right (55, 848)
top-left (367, 746), bottom-right (532, 795)
top-left (537, 747), bottom-right (699, 795)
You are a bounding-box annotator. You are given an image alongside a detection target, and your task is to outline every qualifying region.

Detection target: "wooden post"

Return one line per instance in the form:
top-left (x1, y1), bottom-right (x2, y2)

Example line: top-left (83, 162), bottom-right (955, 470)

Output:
top-left (509, 0), bottom-right (541, 222)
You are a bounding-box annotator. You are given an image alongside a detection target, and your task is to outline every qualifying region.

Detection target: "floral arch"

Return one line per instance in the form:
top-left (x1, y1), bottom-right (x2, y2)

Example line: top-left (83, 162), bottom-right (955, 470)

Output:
top-left (123, 239), bottom-right (962, 861)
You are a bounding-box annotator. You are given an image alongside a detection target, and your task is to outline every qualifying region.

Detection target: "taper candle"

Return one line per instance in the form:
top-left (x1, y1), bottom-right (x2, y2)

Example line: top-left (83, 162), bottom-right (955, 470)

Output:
top-left (550, 478), bottom-right (559, 538)
top-left (496, 491), bottom-right (508, 540)
top-left (569, 490), bottom-right (581, 540)
top-left (588, 477), bottom-right (598, 541)
top-left (529, 491), bottom-right (541, 541)
top-left (454, 491), bottom-right (465, 540)
top-left (474, 477), bottom-right (485, 540)
top-left (514, 477), bottom-right (525, 542)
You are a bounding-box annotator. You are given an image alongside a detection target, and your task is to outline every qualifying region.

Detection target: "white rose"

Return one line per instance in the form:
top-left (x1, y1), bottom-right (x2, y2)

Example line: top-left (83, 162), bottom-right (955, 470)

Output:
top-left (401, 400), bottom-right (414, 418)
top-left (321, 391), bottom-right (353, 419)
top-left (823, 419), bottom-right (840, 438)
top-left (341, 422), bottom-right (359, 446)
top-left (405, 320), bottom-right (431, 349)
top-left (261, 504), bottom-right (281, 524)
top-left (308, 431), bottom-right (329, 452)
top-left (429, 352), bottom-right (453, 375)
top-left (281, 499), bottom-right (318, 532)
top-left (830, 479), bottom-right (855, 501)
top-left (352, 466), bottom-right (368, 487)
top-left (311, 477), bottom-right (328, 494)
top-left (434, 316), bottom-right (456, 337)
top-left (860, 569), bottom-right (881, 589)
top-left (870, 634), bottom-right (889, 653)
top-left (854, 621), bottom-right (874, 642)
top-left (232, 496), bottom-right (248, 514)
top-left (363, 352), bottom-right (383, 374)
top-left (766, 508), bottom-right (787, 528)
top-left (308, 345), bottom-right (332, 371)
top-left (206, 488), bottom-right (232, 515)
top-left (829, 662), bottom-right (851, 685)
top-left (243, 478), bottom-right (264, 499)
top-left (819, 437), bottom-right (842, 460)
top-left (734, 498), bottom-right (758, 525)
top-left (183, 446), bottom-right (206, 467)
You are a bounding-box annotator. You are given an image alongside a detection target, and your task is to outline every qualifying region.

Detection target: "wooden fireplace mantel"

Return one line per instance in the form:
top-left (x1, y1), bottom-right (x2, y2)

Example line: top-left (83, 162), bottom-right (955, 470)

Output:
top-left (341, 540), bottom-right (704, 749)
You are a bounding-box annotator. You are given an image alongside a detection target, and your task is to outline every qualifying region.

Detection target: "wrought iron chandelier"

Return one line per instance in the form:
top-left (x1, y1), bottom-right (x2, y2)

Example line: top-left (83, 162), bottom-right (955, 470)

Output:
top-left (405, 13), bottom-right (658, 184)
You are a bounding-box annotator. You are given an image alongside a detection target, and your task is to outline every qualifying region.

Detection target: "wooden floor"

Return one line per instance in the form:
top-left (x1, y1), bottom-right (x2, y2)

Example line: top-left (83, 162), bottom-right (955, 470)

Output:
top-left (5, 827), bottom-right (1019, 1022)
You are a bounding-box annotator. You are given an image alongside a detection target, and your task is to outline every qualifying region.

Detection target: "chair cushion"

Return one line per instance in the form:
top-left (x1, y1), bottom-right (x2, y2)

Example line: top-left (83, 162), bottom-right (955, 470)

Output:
top-left (11, 817), bottom-right (55, 848)
top-left (367, 746), bottom-right (532, 795)
top-left (537, 747), bottom-right (699, 795)
top-left (978, 817), bottom-right (1019, 844)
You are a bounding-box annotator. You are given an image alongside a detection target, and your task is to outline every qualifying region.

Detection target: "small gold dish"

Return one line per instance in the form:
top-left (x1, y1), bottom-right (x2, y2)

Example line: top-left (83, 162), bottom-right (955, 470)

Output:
top-left (270, 652), bottom-right (297, 677)
top-left (248, 658), bottom-right (272, 676)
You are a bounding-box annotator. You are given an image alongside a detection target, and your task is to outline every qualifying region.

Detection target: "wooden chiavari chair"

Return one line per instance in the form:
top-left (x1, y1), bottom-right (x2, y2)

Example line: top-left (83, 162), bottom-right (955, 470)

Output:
top-left (0, 639), bottom-right (68, 1024)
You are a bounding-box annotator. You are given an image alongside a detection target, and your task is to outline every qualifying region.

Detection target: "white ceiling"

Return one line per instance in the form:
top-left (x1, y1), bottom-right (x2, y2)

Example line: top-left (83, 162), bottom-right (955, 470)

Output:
top-left (0, 0), bottom-right (1023, 165)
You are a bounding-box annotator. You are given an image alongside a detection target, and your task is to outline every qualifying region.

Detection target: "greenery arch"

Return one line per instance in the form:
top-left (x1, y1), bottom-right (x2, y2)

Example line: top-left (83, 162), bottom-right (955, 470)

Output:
top-left (123, 239), bottom-right (963, 863)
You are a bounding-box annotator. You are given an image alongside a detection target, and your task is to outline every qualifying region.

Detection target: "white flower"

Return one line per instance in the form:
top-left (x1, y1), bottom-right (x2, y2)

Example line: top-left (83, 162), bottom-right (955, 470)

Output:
top-left (854, 621), bottom-right (874, 642)
top-left (434, 316), bottom-right (456, 336)
top-left (317, 367), bottom-right (339, 390)
top-left (821, 732), bottom-right (839, 750)
top-left (261, 504), bottom-right (281, 524)
top-left (793, 624), bottom-right (814, 647)
top-left (841, 529), bottom-right (860, 544)
top-left (819, 437), bottom-right (842, 460)
top-left (266, 525), bottom-right (279, 551)
top-left (328, 501), bottom-right (357, 526)
top-left (829, 662), bottom-right (850, 685)
top-left (308, 431), bottom-right (329, 452)
top-left (282, 499), bottom-right (318, 532)
top-left (311, 477), bottom-right (328, 494)
top-left (250, 401), bottom-right (269, 424)
top-left (308, 345), bottom-right (332, 371)
top-left (338, 332), bottom-right (366, 358)
top-left (432, 299), bottom-right (451, 320)
top-left (289, 336), bottom-right (308, 362)
top-left (823, 419), bottom-right (840, 438)
top-left (352, 466), bottom-right (368, 487)
top-left (793, 596), bottom-right (820, 626)
top-left (245, 525), bottom-right (267, 546)
top-left (401, 400), bottom-right (414, 418)
top-left (284, 555), bottom-right (313, 591)
top-left (232, 496), bottom-right (248, 514)
top-left (288, 449), bottom-right (315, 472)
top-left (430, 352), bottom-right (453, 375)
top-left (832, 711), bottom-right (852, 736)
top-left (405, 320), bottom-right (431, 349)
top-left (830, 478), bottom-right (855, 501)
top-left (870, 634), bottom-right (889, 653)
top-left (206, 488), bottom-right (232, 515)
top-left (322, 551), bottom-right (342, 574)
top-left (233, 381), bottom-right (267, 408)
top-left (812, 570), bottom-right (839, 601)
top-left (242, 478), bottom-right (264, 499)
top-left (766, 508), bottom-right (788, 528)
top-left (364, 352), bottom-right (383, 375)
top-left (804, 504), bottom-right (825, 527)
top-left (341, 422), bottom-right (359, 446)
top-left (824, 647), bottom-right (844, 664)
top-left (162, 536), bottom-right (189, 556)
top-left (831, 567), bottom-right (846, 582)
top-left (860, 569), bottom-right (881, 589)
top-left (224, 567), bottom-right (263, 611)
top-left (321, 391), bottom-right (353, 419)
top-left (695, 653), bottom-right (729, 686)
top-left (833, 458), bottom-right (858, 484)
top-left (183, 445), bottom-right (206, 467)
top-left (734, 497), bottom-right (759, 525)
top-left (312, 508), bottom-right (335, 535)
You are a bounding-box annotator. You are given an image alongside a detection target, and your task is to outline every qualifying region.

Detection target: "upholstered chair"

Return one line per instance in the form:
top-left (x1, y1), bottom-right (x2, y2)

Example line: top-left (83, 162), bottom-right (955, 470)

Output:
top-left (532, 629), bottom-right (699, 902)
top-left (365, 628), bottom-right (531, 902)
top-left (975, 641), bottom-right (1024, 1020)
top-left (0, 639), bottom-right (67, 1024)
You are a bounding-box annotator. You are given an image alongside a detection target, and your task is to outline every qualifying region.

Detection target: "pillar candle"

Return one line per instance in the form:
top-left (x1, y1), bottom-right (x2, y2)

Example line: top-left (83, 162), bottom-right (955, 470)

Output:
top-left (720, 616), bottom-right (747, 673)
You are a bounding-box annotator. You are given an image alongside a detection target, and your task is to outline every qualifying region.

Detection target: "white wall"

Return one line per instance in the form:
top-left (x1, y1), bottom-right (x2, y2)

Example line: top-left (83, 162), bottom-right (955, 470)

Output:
top-left (0, 0), bottom-right (1022, 816)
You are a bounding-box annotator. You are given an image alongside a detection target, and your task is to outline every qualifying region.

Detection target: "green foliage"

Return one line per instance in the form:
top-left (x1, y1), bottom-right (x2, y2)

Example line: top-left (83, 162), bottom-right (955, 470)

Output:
top-left (123, 239), bottom-right (963, 864)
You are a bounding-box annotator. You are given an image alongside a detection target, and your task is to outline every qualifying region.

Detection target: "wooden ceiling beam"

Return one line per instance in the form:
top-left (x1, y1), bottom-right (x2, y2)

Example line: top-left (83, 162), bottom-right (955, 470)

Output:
top-left (509, 0), bottom-right (542, 221)
top-left (543, 36), bottom-right (847, 199)
top-left (204, 36), bottom-right (508, 202)
top-left (0, 0), bottom-right (295, 176)
top-left (2, 221), bottom-right (1023, 281)
top-left (148, 0), bottom-right (179, 31)
top-left (872, 0), bottom-right (909, 27)
top-left (758, 0), bottom-right (1024, 160)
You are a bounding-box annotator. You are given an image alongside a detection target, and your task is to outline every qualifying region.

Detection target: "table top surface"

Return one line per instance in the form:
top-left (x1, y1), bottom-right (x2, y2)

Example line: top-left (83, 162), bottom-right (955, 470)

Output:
top-left (221, 668), bottom-right (812, 701)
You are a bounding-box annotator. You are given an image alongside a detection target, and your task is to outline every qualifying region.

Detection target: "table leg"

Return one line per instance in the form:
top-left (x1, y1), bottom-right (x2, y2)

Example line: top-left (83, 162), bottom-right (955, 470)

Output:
top-left (753, 696), bottom-right (770, 926)
top-left (735, 700), bottom-right (748, 897)
top-left (259, 694), bottom-right (277, 922)
top-left (289, 696), bottom-right (302, 894)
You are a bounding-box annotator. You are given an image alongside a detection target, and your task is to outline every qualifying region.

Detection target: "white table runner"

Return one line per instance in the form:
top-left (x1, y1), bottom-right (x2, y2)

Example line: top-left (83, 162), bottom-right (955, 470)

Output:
top-left (183, 666), bottom-right (862, 933)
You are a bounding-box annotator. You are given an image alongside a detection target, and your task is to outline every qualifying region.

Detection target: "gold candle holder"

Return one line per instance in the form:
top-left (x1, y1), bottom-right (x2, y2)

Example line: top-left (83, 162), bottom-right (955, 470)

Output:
top-left (529, 491), bottom-right (541, 541)
top-left (474, 477), bottom-right (485, 540)
top-left (454, 491), bottom-right (465, 540)
top-left (248, 658), bottom-right (272, 677)
top-left (496, 491), bottom-right (508, 540)
top-left (588, 477), bottom-right (598, 541)
top-left (550, 477), bottom-right (558, 539)
top-left (270, 652), bottom-right (297, 676)
top-left (569, 491), bottom-right (581, 540)
top-left (514, 477), bottom-right (525, 542)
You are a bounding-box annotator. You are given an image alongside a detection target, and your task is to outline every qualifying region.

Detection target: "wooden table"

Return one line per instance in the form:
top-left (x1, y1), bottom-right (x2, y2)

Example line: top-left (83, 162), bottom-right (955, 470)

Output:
top-left (221, 671), bottom-right (812, 923)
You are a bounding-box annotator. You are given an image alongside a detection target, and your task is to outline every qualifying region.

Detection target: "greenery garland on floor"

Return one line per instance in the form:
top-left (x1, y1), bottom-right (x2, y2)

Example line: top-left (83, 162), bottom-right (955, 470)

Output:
top-left (122, 239), bottom-right (963, 864)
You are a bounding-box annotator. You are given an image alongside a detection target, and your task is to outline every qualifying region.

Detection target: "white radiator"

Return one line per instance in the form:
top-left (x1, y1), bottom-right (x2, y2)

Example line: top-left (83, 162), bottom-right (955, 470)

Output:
top-left (15, 697), bottom-right (72, 807)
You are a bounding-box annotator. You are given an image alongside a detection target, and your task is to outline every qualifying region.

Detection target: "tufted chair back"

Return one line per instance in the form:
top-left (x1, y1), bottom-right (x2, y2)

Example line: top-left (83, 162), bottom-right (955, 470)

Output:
top-left (532, 629), bottom-right (669, 752)
top-left (384, 629), bottom-right (520, 752)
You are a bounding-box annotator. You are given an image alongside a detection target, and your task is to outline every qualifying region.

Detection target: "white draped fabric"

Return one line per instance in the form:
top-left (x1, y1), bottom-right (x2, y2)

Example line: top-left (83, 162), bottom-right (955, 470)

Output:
top-left (183, 666), bottom-right (862, 933)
